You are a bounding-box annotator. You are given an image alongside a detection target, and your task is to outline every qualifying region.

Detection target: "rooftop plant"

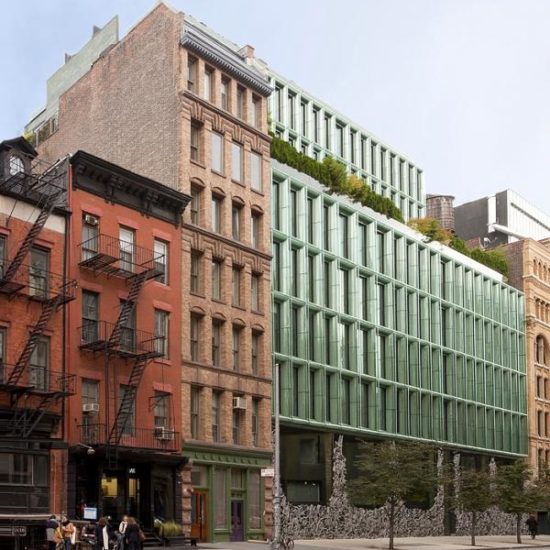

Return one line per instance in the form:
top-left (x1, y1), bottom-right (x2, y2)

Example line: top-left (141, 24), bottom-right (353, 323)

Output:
top-left (271, 136), bottom-right (404, 222)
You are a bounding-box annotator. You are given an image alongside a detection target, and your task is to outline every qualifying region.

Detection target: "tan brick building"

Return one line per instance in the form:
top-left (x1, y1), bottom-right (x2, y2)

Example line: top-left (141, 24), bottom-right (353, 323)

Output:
top-left (27, 3), bottom-right (273, 543)
top-left (505, 238), bottom-right (550, 472)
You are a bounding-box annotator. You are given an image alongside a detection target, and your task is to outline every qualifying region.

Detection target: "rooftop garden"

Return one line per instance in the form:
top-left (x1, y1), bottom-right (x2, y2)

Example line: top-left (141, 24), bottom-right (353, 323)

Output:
top-left (271, 136), bottom-right (404, 222)
top-left (407, 217), bottom-right (509, 277)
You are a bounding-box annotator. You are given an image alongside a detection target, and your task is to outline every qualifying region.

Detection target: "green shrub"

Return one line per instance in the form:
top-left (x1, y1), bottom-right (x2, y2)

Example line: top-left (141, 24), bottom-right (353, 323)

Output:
top-left (271, 136), bottom-right (404, 222)
top-left (159, 521), bottom-right (183, 537)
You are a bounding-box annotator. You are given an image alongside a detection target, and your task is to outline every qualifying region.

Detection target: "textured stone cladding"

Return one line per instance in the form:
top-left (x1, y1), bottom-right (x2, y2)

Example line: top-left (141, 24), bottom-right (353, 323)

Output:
top-left (281, 438), bottom-right (526, 539)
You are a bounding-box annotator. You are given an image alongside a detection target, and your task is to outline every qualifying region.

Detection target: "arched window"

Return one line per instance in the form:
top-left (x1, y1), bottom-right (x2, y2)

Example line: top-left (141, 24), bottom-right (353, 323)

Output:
top-left (536, 335), bottom-right (547, 365)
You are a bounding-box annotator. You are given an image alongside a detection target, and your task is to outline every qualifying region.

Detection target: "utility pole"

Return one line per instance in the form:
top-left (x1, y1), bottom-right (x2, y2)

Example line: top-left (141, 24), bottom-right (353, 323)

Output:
top-left (272, 362), bottom-right (281, 550)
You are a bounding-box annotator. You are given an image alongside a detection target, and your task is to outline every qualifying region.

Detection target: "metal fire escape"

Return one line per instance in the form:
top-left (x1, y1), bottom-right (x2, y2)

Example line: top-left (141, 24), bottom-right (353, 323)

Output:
top-left (0, 163), bottom-right (76, 438)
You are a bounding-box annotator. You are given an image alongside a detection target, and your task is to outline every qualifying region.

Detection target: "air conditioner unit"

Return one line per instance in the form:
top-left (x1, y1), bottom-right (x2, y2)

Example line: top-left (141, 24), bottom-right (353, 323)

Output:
top-left (84, 214), bottom-right (99, 226)
top-left (82, 403), bottom-right (99, 413)
top-left (232, 397), bottom-right (247, 410)
top-left (155, 427), bottom-right (175, 441)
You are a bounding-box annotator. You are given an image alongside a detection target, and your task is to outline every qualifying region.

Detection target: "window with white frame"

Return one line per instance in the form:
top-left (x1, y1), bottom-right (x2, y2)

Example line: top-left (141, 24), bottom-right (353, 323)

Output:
top-left (154, 309), bottom-right (169, 357)
top-left (231, 142), bottom-right (243, 182)
top-left (250, 151), bottom-right (262, 191)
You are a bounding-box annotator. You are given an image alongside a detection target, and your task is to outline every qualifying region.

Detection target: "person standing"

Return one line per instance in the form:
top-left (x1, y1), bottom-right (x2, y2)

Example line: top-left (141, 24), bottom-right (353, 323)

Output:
top-left (526, 514), bottom-right (538, 539)
top-left (95, 517), bottom-right (109, 550)
top-left (46, 515), bottom-right (59, 550)
top-left (61, 517), bottom-right (76, 550)
top-left (118, 515), bottom-right (129, 550)
top-left (124, 518), bottom-right (141, 550)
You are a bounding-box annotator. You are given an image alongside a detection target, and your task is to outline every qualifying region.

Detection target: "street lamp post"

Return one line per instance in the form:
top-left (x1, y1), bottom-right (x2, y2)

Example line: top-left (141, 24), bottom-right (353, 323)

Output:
top-left (272, 362), bottom-right (281, 550)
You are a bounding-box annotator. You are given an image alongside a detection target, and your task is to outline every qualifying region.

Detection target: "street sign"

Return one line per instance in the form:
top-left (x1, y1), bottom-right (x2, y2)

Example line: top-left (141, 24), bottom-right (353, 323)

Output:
top-left (261, 467), bottom-right (274, 477)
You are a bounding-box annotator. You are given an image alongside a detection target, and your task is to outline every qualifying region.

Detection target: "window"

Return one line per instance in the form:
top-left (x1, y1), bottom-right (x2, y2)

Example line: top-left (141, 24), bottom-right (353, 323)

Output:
top-left (82, 378), bottom-right (99, 433)
top-left (0, 328), bottom-right (5, 376)
top-left (203, 67), bottom-right (213, 101)
top-left (250, 151), bottom-right (262, 191)
top-left (350, 131), bottom-right (356, 164)
top-left (232, 399), bottom-right (242, 444)
top-left (232, 266), bottom-right (241, 306)
top-left (342, 378), bottom-right (351, 424)
top-left (251, 95), bottom-right (261, 128)
top-left (29, 337), bottom-right (48, 392)
top-left (187, 55), bottom-right (197, 92)
top-left (236, 86), bottom-right (245, 119)
top-left (339, 214), bottom-right (348, 257)
top-left (251, 332), bottom-right (260, 374)
top-left (211, 196), bottom-right (222, 233)
top-left (288, 93), bottom-right (295, 129)
top-left (232, 327), bottom-right (241, 371)
top-left (291, 306), bottom-right (299, 357)
top-left (301, 101), bottom-right (308, 135)
top-left (290, 189), bottom-right (298, 237)
top-left (82, 291), bottom-right (99, 343)
top-left (154, 239), bottom-right (168, 284)
top-left (119, 300), bottom-right (136, 352)
top-left (190, 186), bottom-right (201, 225)
top-left (251, 273), bottom-right (260, 311)
top-left (190, 251), bottom-right (201, 294)
top-left (211, 260), bottom-right (222, 300)
top-left (232, 204), bottom-right (242, 240)
top-left (191, 386), bottom-right (200, 438)
top-left (336, 123), bottom-right (344, 157)
top-left (119, 227), bottom-right (135, 273)
top-left (273, 302), bottom-right (281, 353)
top-left (214, 469), bottom-right (227, 528)
top-left (251, 213), bottom-right (261, 248)
top-left (154, 392), bottom-right (169, 428)
top-left (536, 336), bottom-right (546, 365)
top-left (323, 204), bottom-right (330, 250)
top-left (0, 454), bottom-right (33, 485)
top-left (154, 309), bottom-right (169, 357)
top-left (212, 320), bottom-right (222, 366)
top-left (231, 142), bottom-right (243, 183)
top-left (190, 120), bottom-right (201, 162)
top-left (324, 114), bottom-right (331, 148)
top-left (211, 132), bottom-right (224, 174)
top-left (313, 108), bottom-right (319, 142)
top-left (29, 247), bottom-right (49, 298)
top-left (119, 385), bottom-right (135, 435)
top-left (190, 314), bottom-right (200, 362)
top-left (252, 398), bottom-right (259, 446)
top-left (81, 214), bottom-right (99, 261)
top-left (212, 391), bottom-right (221, 442)
top-left (221, 77), bottom-right (230, 110)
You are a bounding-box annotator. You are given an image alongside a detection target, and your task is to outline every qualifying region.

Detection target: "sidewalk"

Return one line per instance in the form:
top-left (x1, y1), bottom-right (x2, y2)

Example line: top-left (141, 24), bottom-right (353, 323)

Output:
top-left (196, 535), bottom-right (550, 550)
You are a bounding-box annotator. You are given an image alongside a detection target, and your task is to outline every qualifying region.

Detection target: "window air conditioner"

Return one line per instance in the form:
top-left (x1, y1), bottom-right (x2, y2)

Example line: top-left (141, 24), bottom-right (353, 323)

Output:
top-left (84, 214), bottom-right (99, 226)
top-left (82, 403), bottom-right (99, 413)
top-left (232, 397), bottom-right (247, 410)
top-left (155, 427), bottom-right (175, 441)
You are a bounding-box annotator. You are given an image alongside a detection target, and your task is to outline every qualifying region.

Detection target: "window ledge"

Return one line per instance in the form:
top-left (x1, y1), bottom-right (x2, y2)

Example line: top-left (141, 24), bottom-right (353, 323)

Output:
top-left (211, 169), bottom-right (225, 178)
top-left (190, 159), bottom-right (206, 169)
top-left (190, 291), bottom-right (205, 298)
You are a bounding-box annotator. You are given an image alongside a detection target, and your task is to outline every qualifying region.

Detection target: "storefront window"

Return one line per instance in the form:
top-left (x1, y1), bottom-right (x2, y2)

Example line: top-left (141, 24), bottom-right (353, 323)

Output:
top-left (231, 469), bottom-right (245, 489)
top-left (248, 471), bottom-right (262, 529)
top-left (214, 469), bottom-right (227, 529)
top-left (191, 465), bottom-right (208, 487)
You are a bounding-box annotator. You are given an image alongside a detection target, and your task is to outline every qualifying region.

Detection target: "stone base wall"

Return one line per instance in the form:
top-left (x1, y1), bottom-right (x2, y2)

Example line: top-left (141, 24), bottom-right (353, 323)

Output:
top-left (281, 438), bottom-right (527, 540)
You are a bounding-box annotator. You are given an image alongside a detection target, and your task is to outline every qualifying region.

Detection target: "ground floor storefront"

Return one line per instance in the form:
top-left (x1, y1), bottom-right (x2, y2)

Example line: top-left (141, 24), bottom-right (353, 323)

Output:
top-left (184, 445), bottom-right (272, 543)
top-left (68, 446), bottom-right (184, 529)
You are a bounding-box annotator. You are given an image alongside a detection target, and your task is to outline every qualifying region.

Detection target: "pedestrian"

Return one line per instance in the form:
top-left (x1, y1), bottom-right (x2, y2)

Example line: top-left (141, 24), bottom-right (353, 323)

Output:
top-left (118, 515), bottom-right (129, 550)
top-left (46, 515), bottom-right (59, 550)
top-left (61, 517), bottom-right (76, 550)
top-left (95, 517), bottom-right (109, 550)
top-left (526, 513), bottom-right (538, 539)
top-left (124, 517), bottom-right (141, 550)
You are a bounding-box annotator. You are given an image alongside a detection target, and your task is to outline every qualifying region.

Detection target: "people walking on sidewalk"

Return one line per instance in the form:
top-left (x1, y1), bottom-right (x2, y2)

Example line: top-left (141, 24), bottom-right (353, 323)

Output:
top-left (526, 514), bottom-right (538, 539)
top-left (46, 515), bottom-right (59, 550)
top-left (124, 517), bottom-right (141, 550)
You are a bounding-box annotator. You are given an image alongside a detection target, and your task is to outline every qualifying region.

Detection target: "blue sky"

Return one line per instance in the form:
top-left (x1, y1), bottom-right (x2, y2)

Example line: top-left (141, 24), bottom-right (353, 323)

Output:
top-left (2, 0), bottom-right (550, 208)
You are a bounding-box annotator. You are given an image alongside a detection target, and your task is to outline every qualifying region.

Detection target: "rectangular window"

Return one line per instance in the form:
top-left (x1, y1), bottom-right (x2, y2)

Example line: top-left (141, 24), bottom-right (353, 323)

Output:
top-left (293, 366), bottom-right (300, 416)
top-left (212, 391), bottom-right (221, 442)
top-left (212, 321), bottom-right (222, 366)
top-left (211, 260), bottom-right (221, 300)
top-left (190, 386), bottom-right (200, 438)
top-left (204, 67), bottom-right (213, 101)
top-left (190, 186), bottom-right (201, 225)
top-left (187, 55), bottom-right (197, 92)
top-left (251, 151), bottom-right (262, 191)
top-left (154, 392), bottom-right (169, 428)
top-left (81, 214), bottom-right (99, 261)
top-left (326, 373), bottom-right (332, 422)
top-left (324, 115), bottom-right (331, 148)
top-left (231, 142), bottom-right (243, 182)
top-left (251, 95), bottom-right (261, 128)
top-left (29, 247), bottom-right (49, 298)
top-left (211, 132), bottom-right (224, 173)
top-left (190, 251), bottom-right (201, 294)
top-left (120, 385), bottom-right (135, 436)
top-left (211, 196), bottom-right (222, 233)
top-left (288, 93), bottom-right (295, 129)
top-left (336, 123), bottom-right (344, 157)
top-left (232, 402), bottom-right (241, 444)
top-left (81, 378), bottom-right (99, 434)
top-left (119, 299), bottom-right (136, 352)
top-left (0, 454), bottom-right (33, 485)
top-left (252, 398), bottom-right (259, 446)
top-left (313, 108), bottom-right (319, 142)
top-left (29, 337), bottom-right (49, 391)
top-left (380, 148), bottom-right (386, 180)
top-left (214, 469), bottom-right (227, 528)
top-left (190, 120), bottom-right (201, 163)
top-left (251, 273), bottom-right (260, 311)
top-left (236, 86), bottom-right (245, 119)
top-left (251, 332), bottom-right (260, 374)
top-left (232, 266), bottom-right (241, 306)
top-left (82, 290), bottom-right (99, 344)
top-left (221, 77), bottom-right (230, 111)
top-left (342, 379), bottom-right (351, 424)
top-left (232, 204), bottom-right (242, 240)
top-left (323, 204), bottom-right (330, 250)
top-left (232, 327), bottom-right (241, 371)
top-left (341, 269), bottom-right (350, 314)
top-left (350, 131), bottom-right (356, 164)
top-left (154, 239), bottom-right (168, 284)
top-left (370, 141), bottom-right (377, 175)
top-left (291, 306), bottom-right (299, 357)
top-left (273, 302), bottom-right (281, 353)
top-left (290, 189), bottom-right (298, 237)
top-left (190, 315), bottom-right (200, 362)
top-left (339, 214), bottom-right (348, 257)
top-left (251, 213), bottom-right (260, 248)
top-left (119, 227), bottom-right (135, 273)
top-left (154, 309), bottom-right (169, 357)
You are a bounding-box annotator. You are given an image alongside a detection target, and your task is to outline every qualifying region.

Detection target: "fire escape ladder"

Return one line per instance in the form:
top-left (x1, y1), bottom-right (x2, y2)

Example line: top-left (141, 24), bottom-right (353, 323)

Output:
top-left (107, 272), bottom-right (148, 348)
top-left (108, 355), bottom-right (149, 448)
top-left (6, 284), bottom-right (73, 387)
top-left (11, 393), bottom-right (61, 438)
top-left (1, 189), bottom-right (64, 285)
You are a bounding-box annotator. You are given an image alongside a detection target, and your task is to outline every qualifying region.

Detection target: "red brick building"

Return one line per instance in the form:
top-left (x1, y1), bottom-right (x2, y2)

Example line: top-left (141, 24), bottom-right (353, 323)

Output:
top-left (0, 137), bottom-right (75, 547)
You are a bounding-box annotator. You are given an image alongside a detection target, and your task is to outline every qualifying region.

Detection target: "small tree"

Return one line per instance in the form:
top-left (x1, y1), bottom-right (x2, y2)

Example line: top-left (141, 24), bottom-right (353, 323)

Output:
top-left (495, 460), bottom-right (541, 544)
top-left (351, 441), bottom-right (438, 550)
top-left (455, 468), bottom-right (494, 546)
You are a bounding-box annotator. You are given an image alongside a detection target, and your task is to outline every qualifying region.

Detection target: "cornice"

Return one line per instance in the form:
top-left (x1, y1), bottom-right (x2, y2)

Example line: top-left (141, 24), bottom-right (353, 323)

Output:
top-left (181, 27), bottom-right (272, 97)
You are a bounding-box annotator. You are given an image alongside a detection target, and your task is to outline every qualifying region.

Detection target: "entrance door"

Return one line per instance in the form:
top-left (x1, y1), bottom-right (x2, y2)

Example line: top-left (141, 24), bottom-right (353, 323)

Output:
top-left (229, 500), bottom-right (244, 542)
top-left (190, 491), bottom-right (208, 541)
top-left (128, 475), bottom-right (140, 520)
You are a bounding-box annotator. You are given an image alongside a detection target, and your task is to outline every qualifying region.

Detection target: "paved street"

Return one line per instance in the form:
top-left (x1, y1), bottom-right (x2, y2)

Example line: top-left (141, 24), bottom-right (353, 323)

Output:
top-left (195, 535), bottom-right (550, 550)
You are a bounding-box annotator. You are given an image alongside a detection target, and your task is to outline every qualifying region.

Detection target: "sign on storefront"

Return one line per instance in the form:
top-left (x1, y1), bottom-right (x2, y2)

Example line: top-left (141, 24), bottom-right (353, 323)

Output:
top-left (261, 468), bottom-right (274, 477)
